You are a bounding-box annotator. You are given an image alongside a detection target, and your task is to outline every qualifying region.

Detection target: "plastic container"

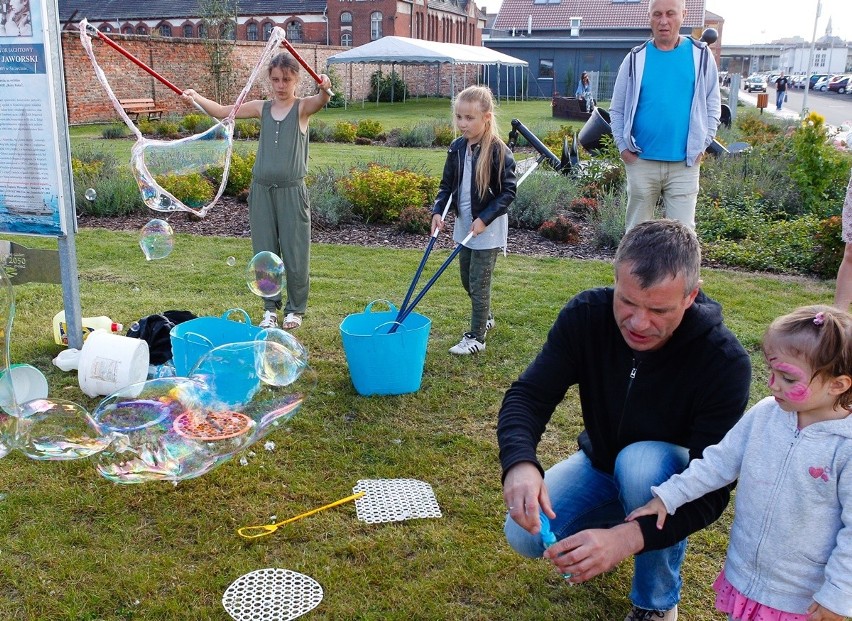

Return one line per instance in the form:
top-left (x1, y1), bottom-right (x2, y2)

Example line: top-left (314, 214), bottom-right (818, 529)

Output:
top-left (577, 107), bottom-right (612, 155)
top-left (0, 363), bottom-right (49, 413)
top-left (53, 310), bottom-right (123, 346)
top-left (169, 309), bottom-right (261, 376)
top-left (339, 300), bottom-right (431, 396)
top-left (77, 330), bottom-right (150, 398)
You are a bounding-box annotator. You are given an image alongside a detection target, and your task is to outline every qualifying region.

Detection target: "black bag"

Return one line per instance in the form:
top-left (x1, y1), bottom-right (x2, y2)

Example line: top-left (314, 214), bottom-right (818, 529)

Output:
top-left (126, 310), bottom-right (197, 365)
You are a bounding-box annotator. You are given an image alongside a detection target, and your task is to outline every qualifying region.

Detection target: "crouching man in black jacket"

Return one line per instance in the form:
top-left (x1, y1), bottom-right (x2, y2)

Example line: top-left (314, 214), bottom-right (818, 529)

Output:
top-left (498, 219), bottom-right (751, 621)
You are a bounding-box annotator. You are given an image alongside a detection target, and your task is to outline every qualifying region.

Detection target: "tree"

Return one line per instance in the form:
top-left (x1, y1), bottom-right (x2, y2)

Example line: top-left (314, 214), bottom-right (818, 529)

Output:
top-left (198, 0), bottom-right (238, 102)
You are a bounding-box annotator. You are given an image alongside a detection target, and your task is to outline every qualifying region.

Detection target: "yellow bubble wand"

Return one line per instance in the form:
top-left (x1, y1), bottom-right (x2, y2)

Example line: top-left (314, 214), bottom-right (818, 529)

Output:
top-left (237, 491), bottom-right (365, 540)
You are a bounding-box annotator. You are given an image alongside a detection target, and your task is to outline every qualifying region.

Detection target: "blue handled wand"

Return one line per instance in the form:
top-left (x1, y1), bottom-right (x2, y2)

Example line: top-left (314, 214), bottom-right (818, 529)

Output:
top-left (540, 510), bottom-right (573, 582)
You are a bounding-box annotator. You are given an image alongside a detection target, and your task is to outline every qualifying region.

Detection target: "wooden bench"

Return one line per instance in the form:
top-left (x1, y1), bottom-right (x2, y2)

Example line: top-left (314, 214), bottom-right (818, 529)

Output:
top-left (551, 96), bottom-right (592, 121)
top-left (119, 98), bottom-right (165, 122)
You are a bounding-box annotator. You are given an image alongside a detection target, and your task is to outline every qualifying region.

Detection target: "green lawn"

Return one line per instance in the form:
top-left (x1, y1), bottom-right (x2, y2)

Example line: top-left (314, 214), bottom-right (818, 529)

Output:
top-left (0, 228), bottom-right (834, 620)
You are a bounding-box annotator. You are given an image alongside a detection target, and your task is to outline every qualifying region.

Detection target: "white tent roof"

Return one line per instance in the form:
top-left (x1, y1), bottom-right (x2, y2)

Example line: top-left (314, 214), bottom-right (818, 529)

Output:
top-left (327, 36), bottom-right (528, 67)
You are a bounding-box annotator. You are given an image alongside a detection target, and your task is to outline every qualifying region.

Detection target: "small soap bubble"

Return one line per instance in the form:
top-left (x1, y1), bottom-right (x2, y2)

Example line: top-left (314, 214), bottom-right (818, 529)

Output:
top-left (246, 251), bottom-right (285, 298)
top-left (158, 195), bottom-right (173, 209)
top-left (84, 188), bottom-right (97, 202)
top-left (226, 256), bottom-right (236, 267)
top-left (139, 219), bottom-right (175, 261)
top-left (130, 321), bottom-right (140, 332)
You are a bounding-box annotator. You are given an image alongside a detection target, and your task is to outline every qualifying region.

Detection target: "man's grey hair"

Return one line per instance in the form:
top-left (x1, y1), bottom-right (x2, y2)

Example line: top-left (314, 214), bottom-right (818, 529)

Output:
top-left (649, 0), bottom-right (686, 13)
top-left (614, 219), bottom-right (701, 294)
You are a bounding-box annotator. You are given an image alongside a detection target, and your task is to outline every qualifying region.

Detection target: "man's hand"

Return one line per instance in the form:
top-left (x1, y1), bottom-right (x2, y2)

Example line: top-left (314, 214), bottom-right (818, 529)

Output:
top-left (502, 462), bottom-right (553, 533)
top-left (620, 149), bottom-right (639, 164)
top-left (625, 496), bottom-right (668, 530)
top-left (807, 602), bottom-right (845, 621)
top-left (543, 521), bottom-right (644, 583)
top-left (431, 213), bottom-right (445, 235)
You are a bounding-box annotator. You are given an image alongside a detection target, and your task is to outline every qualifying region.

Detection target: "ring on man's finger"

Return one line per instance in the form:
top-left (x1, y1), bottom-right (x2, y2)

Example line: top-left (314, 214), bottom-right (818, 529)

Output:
top-left (508, 505), bottom-right (515, 510)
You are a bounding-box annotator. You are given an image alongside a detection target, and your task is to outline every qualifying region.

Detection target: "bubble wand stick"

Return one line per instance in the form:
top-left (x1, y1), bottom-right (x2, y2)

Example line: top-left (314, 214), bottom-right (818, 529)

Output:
top-left (278, 37), bottom-right (335, 97)
top-left (85, 24), bottom-right (209, 115)
top-left (237, 491), bottom-right (365, 539)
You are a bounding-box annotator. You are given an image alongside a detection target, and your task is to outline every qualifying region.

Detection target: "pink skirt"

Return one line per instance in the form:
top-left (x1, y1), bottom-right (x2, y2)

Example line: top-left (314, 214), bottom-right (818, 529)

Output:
top-left (713, 571), bottom-right (807, 621)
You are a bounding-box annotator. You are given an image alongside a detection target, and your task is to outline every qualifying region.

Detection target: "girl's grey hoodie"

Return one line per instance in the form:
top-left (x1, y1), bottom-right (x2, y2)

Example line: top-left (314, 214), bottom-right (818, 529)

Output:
top-left (609, 36), bottom-right (721, 167)
top-left (652, 396), bottom-right (852, 616)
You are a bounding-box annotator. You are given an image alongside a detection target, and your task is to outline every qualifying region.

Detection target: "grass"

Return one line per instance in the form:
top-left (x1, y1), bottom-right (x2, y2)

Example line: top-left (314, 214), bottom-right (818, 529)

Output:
top-left (0, 228), bottom-right (835, 620)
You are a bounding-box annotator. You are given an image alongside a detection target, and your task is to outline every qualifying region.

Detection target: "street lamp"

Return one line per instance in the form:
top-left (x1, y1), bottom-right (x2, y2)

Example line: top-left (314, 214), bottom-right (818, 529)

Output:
top-left (801, 0), bottom-right (821, 117)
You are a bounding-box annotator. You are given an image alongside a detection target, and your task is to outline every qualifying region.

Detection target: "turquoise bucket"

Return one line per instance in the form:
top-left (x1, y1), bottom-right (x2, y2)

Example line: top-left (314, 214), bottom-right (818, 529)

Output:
top-left (339, 300), bottom-right (431, 396)
top-left (170, 308), bottom-right (262, 376)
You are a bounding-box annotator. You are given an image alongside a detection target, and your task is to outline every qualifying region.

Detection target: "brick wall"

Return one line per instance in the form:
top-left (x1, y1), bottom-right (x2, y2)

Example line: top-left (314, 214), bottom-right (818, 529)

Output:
top-left (61, 32), bottom-right (492, 124)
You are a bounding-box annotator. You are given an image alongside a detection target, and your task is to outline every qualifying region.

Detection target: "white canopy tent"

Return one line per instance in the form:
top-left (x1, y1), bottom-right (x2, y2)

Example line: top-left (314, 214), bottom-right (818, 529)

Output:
top-left (326, 36), bottom-right (529, 104)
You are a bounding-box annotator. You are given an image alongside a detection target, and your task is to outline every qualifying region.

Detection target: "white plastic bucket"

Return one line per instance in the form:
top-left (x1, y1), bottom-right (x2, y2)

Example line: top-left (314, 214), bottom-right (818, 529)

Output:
top-left (0, 363), bottom-right (49, 413)
top-left (78, 330), bottom-right (150, 398)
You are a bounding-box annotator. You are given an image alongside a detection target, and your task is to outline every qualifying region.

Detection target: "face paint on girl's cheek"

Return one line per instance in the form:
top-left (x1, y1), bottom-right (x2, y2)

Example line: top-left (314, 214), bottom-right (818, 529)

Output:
top-left (769, 361), bottom-right (812, 402)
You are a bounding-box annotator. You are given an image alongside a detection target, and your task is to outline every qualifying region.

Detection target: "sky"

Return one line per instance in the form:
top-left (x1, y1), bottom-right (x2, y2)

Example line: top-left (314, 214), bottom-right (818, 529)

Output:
top-left (476, 0), bottom-right (852, 46)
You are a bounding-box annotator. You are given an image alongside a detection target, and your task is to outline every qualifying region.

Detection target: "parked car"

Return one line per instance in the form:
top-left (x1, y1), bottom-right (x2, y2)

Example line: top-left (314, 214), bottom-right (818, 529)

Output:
top-left (827, 75), bottom-right (851, 93)
top-left (808, 73), bottom-right (829, 89)
top-left (790, 75), bottom-right (807, 88)
top-left (743, 75), bottom-right (767, 93)
top-left (814, 76), bottom-right (831, 91)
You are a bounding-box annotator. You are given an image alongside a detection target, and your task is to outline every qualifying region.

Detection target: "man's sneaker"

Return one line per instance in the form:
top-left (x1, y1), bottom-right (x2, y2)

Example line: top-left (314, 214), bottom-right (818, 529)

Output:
top-left (259, 311), bottom-right (278, 329)
top-left (449, 333), bottom-right (485, 355)
top-left (624, 605), bottom-right (677, 621)
top-left (485, 313), bottom-right (495, 331)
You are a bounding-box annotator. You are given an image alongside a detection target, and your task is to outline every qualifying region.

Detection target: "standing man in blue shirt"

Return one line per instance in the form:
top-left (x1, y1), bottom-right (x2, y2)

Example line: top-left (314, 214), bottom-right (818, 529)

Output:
top-left (609, 0), bottom-right (720, 232)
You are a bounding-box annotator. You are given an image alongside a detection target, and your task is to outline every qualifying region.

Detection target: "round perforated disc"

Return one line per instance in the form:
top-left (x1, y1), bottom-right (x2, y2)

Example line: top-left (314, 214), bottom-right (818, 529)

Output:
top-left (173, 410), bottom-right (253, 441)
top-left (222, 568), bottom-right (323, 621)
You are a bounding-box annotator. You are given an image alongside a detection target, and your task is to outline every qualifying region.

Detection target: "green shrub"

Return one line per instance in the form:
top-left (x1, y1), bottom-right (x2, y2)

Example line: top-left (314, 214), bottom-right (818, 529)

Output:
top-left (308, 167), bottom-right (354, 227)
top-left (508, 172), bottom-right (570, 229)
top-left (154, 121), bottom-right (180, 138)
top-left (591, 187), bottom-right (627, 249)
top-left (156, 172), bottom-right (215, 208)
top-left (325, 66), bottom-right (347, 109)
top-left (811, 215), bottom-right (844, 278)
top-left (137, 119), bottom-right (154, 135)
top-left (341, 164), bottom-right (435, 223)
top-left (432, 123), bottom-right (454, 147)
top-left (101, 125), bottom-right (127, 139)
top-left (79, 176), bottom-right (143, 216)
top-left (735, 111), bottom-right (784, 146)
top-left (234, 119), bottom-right (261, 140)
top-left (208, 151), bottom-right (256, 197)
top-left (397, 205), bottom-right (432, 234)
top-left (356, 119), bottom-right (384, 140)
top-left (541, 125), bottom-right (577, 154)
top-left (397, 123), bottom-right (435, 148)
top-left (538, 216), bottom-right (580, 243)
top-left (180, 113), bottom-right (216, 133)
top-left (309, 120), bottom-right (334, 143)
top-left (368, 70), bottom-right (409, 102)
top-left (333, 121), bottom-right (357, 143)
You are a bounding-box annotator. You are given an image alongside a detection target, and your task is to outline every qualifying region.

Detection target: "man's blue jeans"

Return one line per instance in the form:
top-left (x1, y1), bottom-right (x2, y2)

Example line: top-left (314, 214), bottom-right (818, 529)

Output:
top-left (776, 90), bottom-right (785, 110)
top-left (504, 442), bottom-right (690, 611)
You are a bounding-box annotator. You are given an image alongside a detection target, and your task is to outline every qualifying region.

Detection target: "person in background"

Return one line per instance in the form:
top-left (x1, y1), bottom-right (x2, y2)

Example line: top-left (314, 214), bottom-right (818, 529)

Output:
top-left (609, 0), bottom-right (720, 232)
top-left (498, 220), bottom-right (751, 621)
top-left (775, 71), bottom-right (789, 111)
top-left (628, 305), bottom-right (852, 621)
top-left (575, 71), bottom-right (595, 112)
top-left (184, 54), bottom-right (331, 331)
top-left (431, 85), bottom-right (517, 355)
top-left (834, 172), bottom-right (852, 311)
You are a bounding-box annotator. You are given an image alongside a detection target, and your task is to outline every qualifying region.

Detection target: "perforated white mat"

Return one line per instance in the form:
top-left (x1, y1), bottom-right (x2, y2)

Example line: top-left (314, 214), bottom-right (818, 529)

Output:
top-left (222, 568), bottom-right (323, 621)
top-left (353, 478), bottom-right (442, 524)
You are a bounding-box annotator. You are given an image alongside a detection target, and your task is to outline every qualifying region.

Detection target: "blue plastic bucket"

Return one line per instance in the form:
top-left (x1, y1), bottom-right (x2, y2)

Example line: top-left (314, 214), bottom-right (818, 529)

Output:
top-left (170, 309), bottom-right (262, 376)
top-left (339, 300), bottom-right (431, 396)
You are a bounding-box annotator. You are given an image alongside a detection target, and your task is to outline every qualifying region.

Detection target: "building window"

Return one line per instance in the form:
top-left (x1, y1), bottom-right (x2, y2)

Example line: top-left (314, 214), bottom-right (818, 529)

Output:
top-left (341, 32), bottom-right (352, 46)
top-left (370, 11), bottom-right (383, 40)
top-left (159, 24), bottom-right (172, 37)
top-left (122, 26), bottom-right (133, 34)
top-left (225, 20), bottom-right (236, 40)
top-left (539, 59), bottom-right (554, 78)
top-left (247, 23), bottom-right (258, 41)
top-left (340, 11), bottom-right (352, 24)
top-left (136, 25), bottom-right (148, 35)
top-left (183, 24), bottom-right (194, 38)
top-left (570, 16), bottom-right (582, 36)
top-left (286, 21), bottom-right (303, 42)
top-left (263, 22), bottom-right (273, 40)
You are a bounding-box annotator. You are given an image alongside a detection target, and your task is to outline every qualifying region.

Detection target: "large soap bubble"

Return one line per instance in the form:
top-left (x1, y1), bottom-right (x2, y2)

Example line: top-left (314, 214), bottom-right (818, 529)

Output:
top-left (255, 328), bottom-right (308, 386)
top-left (139, 219), bottom-right (175, 261)
top-left (246, 251), bottom-right (285, 298)
top-left (78, 20), bottom-right (287, 218)
top-left (16, 398), bottom-right (111, 460)
top-left (92, 343), bottom-right (314, 484)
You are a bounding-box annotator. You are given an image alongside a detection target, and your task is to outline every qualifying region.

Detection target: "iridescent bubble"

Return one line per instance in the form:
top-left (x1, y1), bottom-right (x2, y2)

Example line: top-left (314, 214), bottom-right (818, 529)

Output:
top-left (139, 219), bottom-right (175, 261)
top-left (226, 256), bottom-right (236, 267)
top-left (84, 188), bottom-right (97, 202)
top-left (78, 21), bottom-right (287, 218)
top-left (246, 251), bottom-right (285, 298)
top-left (16, 398), bottom-right (112, 460)
top-left (130, 321), bottom-right (140, 332)
top-left (255, 328), bottom-right (309, 386)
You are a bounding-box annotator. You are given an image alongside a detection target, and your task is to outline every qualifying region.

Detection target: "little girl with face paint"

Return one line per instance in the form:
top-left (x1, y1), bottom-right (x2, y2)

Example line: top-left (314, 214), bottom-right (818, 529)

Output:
top-left (627, 305), bottom-right (852, 621)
